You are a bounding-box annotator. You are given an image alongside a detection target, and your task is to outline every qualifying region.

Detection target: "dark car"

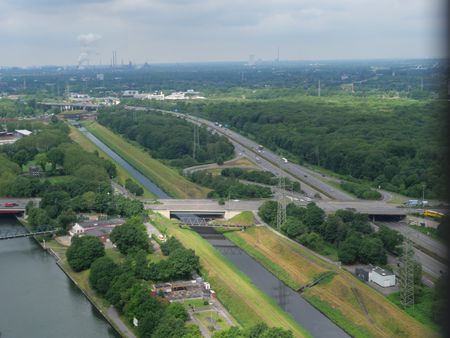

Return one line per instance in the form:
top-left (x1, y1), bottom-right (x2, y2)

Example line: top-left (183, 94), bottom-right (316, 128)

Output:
top-left (4, 202), bottom-right (18, 207)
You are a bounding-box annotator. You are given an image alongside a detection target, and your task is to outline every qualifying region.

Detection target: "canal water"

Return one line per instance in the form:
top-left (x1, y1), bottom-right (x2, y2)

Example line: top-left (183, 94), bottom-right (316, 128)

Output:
top-left (0, 216), bottom-right (119, 338)
top-left (79, 127), bottom-right (170, 198)
top-left (193, 227), bottom-right (349, 338)
top-left (77, 126), bottom-right (348, 337)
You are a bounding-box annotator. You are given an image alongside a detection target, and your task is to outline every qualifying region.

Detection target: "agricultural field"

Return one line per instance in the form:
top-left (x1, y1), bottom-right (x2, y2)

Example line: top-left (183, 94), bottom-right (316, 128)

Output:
top-left (150, 213), bottom-right (311, 337)
top-left (83, 122), bottom-right (209, 198)
top-left (69, 125), bottom-right (156, 199)
top-left (225, 226), bottom-right (439, 338)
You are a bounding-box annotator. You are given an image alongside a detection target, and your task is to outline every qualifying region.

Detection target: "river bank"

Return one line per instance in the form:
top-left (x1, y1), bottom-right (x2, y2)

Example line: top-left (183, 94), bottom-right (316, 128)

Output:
top-left (14, 217), bottom-right (135, 338)
top-left (0, 216), bottom-right (120, 338)
top-left (44, 239), bottom-right (137, 338)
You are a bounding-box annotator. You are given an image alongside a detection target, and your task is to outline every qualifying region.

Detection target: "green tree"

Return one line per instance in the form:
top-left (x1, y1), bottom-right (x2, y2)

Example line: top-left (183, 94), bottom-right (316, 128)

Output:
top-left (46, 147), bottom-right (64, 170)
top-left (151, 314), bottom-right (186, 338)
top-left (258, 201), bottom-right (277, 226)
top-left (56, 209), bottom-right (77, 232)
top-left (377, 225), bottom-right (403, 255)
top-left (338, 234), bottom-right (361, 264)
top-left (110, 217), bottom-right (149, 255)
top-left (28, 208), bottom-right (50, 228)
top-left (358, 236), bottom-right (387, 265)
top-left (89, 256), bottom-right (119, 294)
top-left (166, 302), bottom-right (189, 322)
top-left (34, 153), bottom-right (47, 172)
top-left (66, 235), bottom-right (105, 272)
top-left (281, 217), bottom-right (307, 238)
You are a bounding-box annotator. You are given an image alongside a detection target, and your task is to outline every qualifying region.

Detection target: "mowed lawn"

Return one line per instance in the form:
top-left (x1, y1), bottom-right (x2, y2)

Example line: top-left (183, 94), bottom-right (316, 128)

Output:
top-left (226, 226), bottom-right (439, 338)
top-left (150, 214), bottom-right (311, 338)
top-left (69, 125), bottom-right (156, 199)
top-left (84, 122), bottom-right (210, 199)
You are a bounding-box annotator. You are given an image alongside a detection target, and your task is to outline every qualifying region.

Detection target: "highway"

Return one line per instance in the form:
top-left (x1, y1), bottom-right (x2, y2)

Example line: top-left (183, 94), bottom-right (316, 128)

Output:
top-left (379, 221), bottom-right (447, 260)
top-left (125, 105), bottom-right (356, 201)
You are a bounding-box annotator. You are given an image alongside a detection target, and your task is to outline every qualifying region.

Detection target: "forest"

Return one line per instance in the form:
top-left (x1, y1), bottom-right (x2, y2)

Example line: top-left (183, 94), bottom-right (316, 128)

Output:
top-left (97, 108), bottom-right (234, 168)
top-left (173, 97), bottom-right (445, 199)
top-left (189, 170), bottom-right (273, 199)
top-left (0, 122), bottom-right (143, 232)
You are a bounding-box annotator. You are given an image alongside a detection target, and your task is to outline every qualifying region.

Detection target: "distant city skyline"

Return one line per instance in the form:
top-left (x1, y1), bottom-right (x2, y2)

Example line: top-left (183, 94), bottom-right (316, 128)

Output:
top-left (0, 0), bottom-right (447, 67)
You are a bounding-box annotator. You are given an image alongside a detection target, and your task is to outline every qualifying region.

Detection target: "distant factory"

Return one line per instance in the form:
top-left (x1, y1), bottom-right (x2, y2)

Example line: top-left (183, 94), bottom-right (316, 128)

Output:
top-left (122, 89), bottom-right (205, 101)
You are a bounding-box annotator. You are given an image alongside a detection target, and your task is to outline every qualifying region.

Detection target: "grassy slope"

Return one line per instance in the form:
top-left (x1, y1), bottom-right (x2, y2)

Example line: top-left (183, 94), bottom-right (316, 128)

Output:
top-left (69, 125), bottom-right (156, 199)
top-left (150, 214), bottom-right (311, 338)
top-left (225, 226), bottom-right (439, 338)
top-left (84, 121), bottom-right (209, 199)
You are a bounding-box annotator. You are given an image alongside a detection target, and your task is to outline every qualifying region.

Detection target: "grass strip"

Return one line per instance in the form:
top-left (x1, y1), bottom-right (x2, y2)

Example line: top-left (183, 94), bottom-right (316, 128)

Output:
top-left (69, 125), bottom-right (156, 199)
top-left (150, 214), bottom-right (311, 337)
top-left (228, 226), bottom-right (439, 338)
top-left (84, 122), bottom-right (209, 199)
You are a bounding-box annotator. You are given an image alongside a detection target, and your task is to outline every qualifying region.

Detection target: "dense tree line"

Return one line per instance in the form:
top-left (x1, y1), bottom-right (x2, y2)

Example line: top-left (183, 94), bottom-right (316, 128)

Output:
top-left (340, 182), bottom-right (381, 200)
top-left (258, 201), bottom-right (403, 265)
top-left (174, 98), bottom-right (445, 199)
top-left (189, 170), bottom-right (273, 199)
top-left (221, 167), bottom-right (301, 192)
top-left (97, 108), bottom-right (234, 168)
top-left (64, 218), bottom-right (203, 338)
top-left (0, 123), bottom-right (143, 232)
top-left (125, 178), bottom-right (144, 196)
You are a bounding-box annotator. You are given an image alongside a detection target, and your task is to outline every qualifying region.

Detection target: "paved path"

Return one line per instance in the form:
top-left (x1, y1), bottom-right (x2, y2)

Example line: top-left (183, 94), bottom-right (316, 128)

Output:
top-left (107, 307), bottom-right (137, 338)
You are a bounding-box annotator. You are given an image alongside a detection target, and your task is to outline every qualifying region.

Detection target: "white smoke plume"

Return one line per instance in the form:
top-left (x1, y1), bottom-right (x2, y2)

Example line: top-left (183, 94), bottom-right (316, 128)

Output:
top-left (77, 33), bottom-right (102, 67)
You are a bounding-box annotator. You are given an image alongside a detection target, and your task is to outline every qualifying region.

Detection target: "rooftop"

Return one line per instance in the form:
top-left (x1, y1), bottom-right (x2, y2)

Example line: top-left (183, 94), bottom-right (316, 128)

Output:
top-left (372, 266), bottom-right (394, 277)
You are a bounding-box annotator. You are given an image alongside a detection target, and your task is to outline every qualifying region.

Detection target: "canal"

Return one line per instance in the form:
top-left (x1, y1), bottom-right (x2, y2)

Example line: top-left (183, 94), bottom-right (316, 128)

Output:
top-left (193, 227), bottom-right (350, 338)
top-left (79, 127), bottom-right (170, 199)
top-left (0, 216), bottom-right (120, 338)
top-left (79, 126), bottom-right (349, 337)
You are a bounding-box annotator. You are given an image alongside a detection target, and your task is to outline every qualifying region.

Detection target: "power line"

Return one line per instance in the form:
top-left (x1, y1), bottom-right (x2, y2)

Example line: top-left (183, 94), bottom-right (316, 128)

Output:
top-left (276, 176), bottom-right (287, 230)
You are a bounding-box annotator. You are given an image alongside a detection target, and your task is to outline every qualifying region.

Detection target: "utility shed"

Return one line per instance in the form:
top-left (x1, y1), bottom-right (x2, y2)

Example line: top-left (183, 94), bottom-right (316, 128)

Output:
top-left (369, 267), bottom-right (396, 287)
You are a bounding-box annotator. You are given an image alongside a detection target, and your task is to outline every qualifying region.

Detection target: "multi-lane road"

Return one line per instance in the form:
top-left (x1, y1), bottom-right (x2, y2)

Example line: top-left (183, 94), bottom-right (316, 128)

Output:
top-left (126, 105), bottom-right (355, 201)
top-left (125, 105), bottom-right (446, 284)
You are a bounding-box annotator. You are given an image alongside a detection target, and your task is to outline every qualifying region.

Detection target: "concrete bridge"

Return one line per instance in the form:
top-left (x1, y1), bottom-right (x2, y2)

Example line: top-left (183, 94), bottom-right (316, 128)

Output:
top-left (0, 198), bottom-right (41, 216)
top-left (147, 198), bottom-right (406, 221)
top-left (146, 199), bottom-right (262, 220)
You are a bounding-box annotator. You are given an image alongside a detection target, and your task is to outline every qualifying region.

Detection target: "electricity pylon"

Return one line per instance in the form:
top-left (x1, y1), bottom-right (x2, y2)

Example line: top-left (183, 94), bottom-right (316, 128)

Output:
top-left (399, 237), bottom-right (415, 309)
top-left (276, 177), bottom-right (287, 230)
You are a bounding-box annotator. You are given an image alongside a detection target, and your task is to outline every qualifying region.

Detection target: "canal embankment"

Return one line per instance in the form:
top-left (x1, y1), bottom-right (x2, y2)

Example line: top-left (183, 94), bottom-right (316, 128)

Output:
top-left (13, 216), bottom-right (134, 338)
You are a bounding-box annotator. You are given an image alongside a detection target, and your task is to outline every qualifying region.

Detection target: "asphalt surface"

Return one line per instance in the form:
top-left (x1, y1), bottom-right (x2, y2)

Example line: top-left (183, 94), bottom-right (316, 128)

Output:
top-left (380, 221), bottom-right (447, 259)
top-left (0, 198), bottom-right (39, 210)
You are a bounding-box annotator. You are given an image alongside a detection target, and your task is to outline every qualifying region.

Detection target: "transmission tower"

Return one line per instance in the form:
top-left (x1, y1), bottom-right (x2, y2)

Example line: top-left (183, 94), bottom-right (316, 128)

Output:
top-left (399, 237), bottom-right (415, 309)
top-left (276, 177), bottom-right (287, 230)
top-left (193, 124), bottom-right (200, 159)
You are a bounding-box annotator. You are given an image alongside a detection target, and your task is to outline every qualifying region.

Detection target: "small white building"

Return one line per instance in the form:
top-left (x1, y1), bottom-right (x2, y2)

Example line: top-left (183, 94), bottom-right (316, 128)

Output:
top-left (369, 267), bottom-right (396, 287)
top-left (122, 90), bottom-right (139, 97)
top-left (15, 129), bottom-right (32, 137)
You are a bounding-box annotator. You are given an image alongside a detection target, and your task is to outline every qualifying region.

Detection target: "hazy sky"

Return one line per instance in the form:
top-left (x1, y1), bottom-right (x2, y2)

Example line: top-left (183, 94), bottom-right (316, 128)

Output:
top-left (0, 0), bottom-right (447, 66)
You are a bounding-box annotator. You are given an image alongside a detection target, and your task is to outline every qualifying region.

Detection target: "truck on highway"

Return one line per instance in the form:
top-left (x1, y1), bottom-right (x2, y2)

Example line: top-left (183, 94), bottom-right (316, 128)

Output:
top-left (4, 202), bottom-right (18, 207)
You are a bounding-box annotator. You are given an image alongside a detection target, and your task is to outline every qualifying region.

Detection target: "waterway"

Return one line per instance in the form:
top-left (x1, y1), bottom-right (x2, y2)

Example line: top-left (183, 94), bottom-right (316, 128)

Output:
top-left (79, 127), bottom-right (170, 198)
top-left (78, 127), bottom-right (349, 337)
top-left (0, 216), bottom-right (120, 338)
top-left (193, 227), bottom-right (350, 338)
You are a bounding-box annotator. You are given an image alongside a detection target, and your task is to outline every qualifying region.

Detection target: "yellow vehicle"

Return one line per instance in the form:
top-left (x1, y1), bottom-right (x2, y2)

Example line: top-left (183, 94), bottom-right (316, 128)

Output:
top-left (423, 209), bottom-right (444, 218)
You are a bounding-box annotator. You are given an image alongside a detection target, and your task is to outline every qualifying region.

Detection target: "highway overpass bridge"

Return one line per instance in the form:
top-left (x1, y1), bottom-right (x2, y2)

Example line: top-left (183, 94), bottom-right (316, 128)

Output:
top-left (0, 198), bottom-right (40, 216)
top-left (147, 199), bottom-right (407, 221)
